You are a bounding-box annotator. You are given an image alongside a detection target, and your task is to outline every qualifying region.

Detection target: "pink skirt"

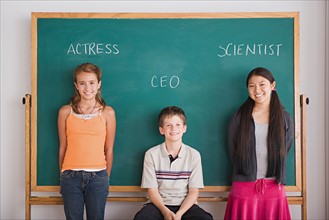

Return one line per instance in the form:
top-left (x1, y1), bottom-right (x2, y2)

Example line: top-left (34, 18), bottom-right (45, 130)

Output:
top-left (224, 179), bottom-right (291, 220)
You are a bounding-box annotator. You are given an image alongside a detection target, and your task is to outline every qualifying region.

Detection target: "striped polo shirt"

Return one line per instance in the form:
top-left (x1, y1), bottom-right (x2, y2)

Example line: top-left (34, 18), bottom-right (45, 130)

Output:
top-left (141, 142), bottom-right (204, 206)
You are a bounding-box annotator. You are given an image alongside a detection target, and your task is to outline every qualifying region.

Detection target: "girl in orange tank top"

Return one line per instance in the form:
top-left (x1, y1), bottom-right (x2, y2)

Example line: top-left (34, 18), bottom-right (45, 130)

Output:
top-left (58, 63), bottom-right (116, 220)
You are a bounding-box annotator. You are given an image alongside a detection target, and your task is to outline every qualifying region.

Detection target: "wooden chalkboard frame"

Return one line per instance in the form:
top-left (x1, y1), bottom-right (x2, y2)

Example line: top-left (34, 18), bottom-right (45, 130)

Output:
top-left (29, 12), bottom-right (301, 193)
top-left (26, 12), bottom-right (307, 220)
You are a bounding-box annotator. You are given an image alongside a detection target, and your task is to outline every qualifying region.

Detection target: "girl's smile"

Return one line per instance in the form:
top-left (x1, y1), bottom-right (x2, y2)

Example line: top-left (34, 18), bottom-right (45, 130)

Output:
top-left (247, 75), bottom-right (275, 106)
top-left (74, 71), bottom-right (101, 100)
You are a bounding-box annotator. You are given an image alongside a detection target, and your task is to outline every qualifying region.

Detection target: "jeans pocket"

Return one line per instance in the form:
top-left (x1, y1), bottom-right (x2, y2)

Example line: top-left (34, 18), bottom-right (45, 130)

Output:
top-left (93, 170), bottom-right (109, 190)
top-left (60, 170), bottom-right (75, 195)
top-left (60, 170), bottom-right (74, 179)
top-left (94, 170), bottom-right (108, 178)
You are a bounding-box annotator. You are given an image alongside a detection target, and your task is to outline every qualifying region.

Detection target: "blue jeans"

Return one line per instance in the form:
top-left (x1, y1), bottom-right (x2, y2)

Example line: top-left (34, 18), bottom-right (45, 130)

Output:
top-left (60, 170), bottom-right (109, 220)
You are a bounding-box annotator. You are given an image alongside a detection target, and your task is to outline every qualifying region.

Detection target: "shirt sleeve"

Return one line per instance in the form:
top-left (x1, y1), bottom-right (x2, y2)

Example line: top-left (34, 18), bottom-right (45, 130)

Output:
top-left (285, 111), bottom-right (294, 153)
top-left (228, 112), bottom-right (238, 164)
top-left (141, 149), bottom-right (158, 188)
top-left (188, 150), bottom-right (204, 189)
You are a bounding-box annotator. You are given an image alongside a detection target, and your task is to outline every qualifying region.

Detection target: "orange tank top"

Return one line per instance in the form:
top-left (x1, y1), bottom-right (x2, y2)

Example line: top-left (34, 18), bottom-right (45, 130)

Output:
top-left (61, 110), bottom-right (107, 171)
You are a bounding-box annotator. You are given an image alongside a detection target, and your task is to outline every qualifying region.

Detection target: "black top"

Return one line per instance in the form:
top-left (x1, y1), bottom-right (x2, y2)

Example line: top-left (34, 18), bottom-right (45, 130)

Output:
top-left (228, 111), bottom-right (294, 184)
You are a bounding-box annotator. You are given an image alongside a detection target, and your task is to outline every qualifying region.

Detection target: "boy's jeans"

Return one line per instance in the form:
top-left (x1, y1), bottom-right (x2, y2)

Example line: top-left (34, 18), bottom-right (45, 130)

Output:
top-left (60, 170), bottom-right (109, 220)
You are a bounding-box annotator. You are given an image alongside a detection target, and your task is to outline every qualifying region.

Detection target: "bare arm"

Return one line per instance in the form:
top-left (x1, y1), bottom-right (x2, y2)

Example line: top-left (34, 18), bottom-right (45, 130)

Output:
top-left (175, 188), bottom-right (199, 219)
top-left (58, 105), bottom-right (70, 172)
top-left (104, 106), bottom-right (116, 176)
top-left (148, 188), bottom-right (175, 220)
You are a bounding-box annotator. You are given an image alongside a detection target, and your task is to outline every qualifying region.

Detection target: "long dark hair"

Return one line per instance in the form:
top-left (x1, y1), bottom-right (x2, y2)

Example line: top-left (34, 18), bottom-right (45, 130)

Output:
top-left (70, 63), bottom-right (106, 113)
top-left (235, 67), bottom-right (286, 179)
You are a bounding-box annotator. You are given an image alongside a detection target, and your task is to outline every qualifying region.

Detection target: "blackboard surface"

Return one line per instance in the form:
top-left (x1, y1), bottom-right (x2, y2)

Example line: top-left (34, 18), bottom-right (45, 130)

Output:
top-left (32, 13), bottom-right (299, 191)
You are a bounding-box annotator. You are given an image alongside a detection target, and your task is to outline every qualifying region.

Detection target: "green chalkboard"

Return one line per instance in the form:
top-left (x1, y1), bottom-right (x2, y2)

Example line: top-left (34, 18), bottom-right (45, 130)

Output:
top-left (31, 13), bottom-right (300, 191)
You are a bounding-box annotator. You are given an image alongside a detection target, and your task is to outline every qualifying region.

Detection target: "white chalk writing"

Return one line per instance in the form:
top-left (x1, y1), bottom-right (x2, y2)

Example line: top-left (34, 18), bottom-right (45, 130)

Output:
top-left (217, 43), bottom-right (282, 57)
top-left (151, 75), bottom-right (180, 89)
top-left (67, 42), bottom-right (119, 55)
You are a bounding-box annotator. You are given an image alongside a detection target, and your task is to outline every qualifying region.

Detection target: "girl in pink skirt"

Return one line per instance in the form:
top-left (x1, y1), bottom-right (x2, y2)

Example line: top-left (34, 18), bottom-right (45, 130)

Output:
top-left (225, 67), bottom-right (294, 220)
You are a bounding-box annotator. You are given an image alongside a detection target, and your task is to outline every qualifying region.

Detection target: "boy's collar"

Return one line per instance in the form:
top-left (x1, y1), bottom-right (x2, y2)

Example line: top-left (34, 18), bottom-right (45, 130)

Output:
top-left (160, 142), bottom-right (186, 158)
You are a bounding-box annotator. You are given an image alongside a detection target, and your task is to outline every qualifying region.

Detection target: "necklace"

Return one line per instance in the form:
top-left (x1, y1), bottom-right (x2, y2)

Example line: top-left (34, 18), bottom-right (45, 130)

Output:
top-left (78, 104), bottom-right (97, 120)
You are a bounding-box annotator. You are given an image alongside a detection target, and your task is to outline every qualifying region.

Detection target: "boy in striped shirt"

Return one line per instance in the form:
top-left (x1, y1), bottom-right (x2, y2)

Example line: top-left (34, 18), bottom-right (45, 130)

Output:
top-left (134, 106), bottom-right (213, 220)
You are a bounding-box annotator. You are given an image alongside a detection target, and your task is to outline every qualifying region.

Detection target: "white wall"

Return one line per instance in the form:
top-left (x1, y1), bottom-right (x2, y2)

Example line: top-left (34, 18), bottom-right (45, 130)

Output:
top-left (325, 1), bottom-right (329, 219)
top-left (1, 1), bottom-right (327, 219)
